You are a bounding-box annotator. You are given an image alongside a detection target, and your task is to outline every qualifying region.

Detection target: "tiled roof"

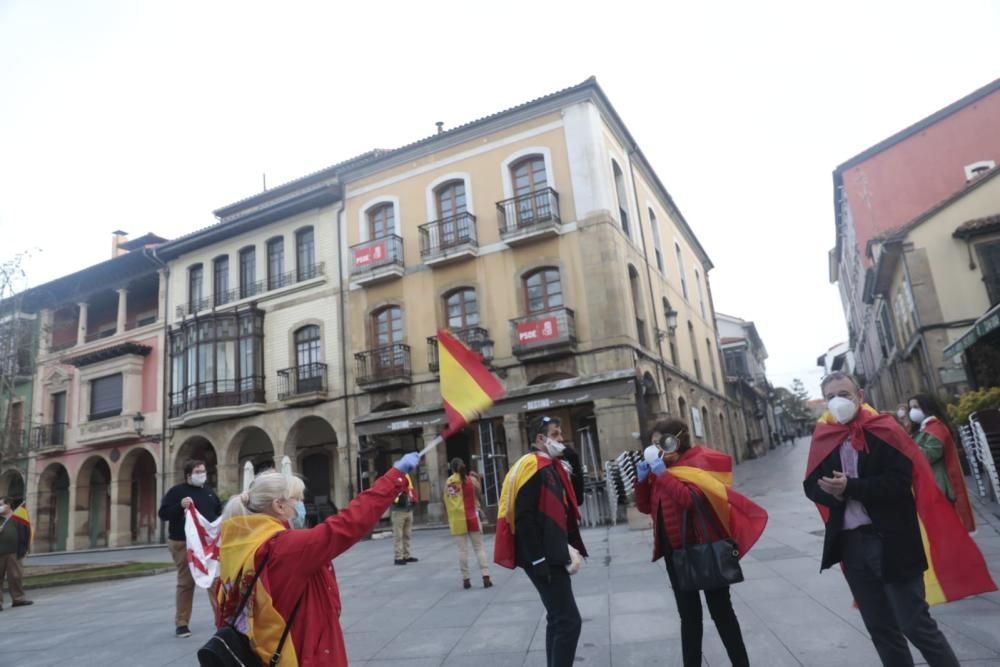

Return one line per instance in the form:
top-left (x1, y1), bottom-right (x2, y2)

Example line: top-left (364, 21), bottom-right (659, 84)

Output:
top-left (954, 213), bottom-right (1000, 239)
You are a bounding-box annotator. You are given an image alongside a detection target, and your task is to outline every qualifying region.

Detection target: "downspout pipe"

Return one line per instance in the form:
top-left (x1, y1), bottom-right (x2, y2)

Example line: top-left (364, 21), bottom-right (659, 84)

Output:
top-left (336, 201), bottom-right (355, 499)
top-left (144, 245), bottom-right (169, 544)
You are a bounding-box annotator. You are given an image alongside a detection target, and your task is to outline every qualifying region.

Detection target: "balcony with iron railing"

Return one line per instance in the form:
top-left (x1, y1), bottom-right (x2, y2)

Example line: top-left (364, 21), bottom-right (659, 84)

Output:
top-left (278, 362), bottom-right (328, 403)
top-left (419, 213), bottom-right (478, 266)
top-left (510, 307), bottom-right (577, 359)
top-left (176, 263), bottom-right (325, 318)
top-left (349, 235), bottom-right (404, 286)
top-left (32, 423), bottom-right (68, 452)
top-left (427, 327), bottom-right (493, 373)
top-left (168, 377), bottom-right (266, 421)
top-left (355, 344), bottom-right (411, 389)
top-left (496, 188), bottom-right (561, 246)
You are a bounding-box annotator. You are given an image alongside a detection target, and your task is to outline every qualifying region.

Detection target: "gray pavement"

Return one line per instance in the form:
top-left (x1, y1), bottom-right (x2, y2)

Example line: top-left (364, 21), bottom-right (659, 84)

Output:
top-left (3, 438), bottom-right (1000, 666)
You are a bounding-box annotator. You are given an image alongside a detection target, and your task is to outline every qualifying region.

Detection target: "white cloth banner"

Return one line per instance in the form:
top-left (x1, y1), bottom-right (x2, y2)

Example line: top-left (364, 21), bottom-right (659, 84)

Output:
top-left (184, 505), bottom-right (222, 589)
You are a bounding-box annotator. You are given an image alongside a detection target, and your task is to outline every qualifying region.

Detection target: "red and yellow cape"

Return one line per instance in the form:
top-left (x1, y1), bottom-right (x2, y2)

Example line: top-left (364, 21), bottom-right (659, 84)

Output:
top-left (922, 416), bottom-right (976, 532)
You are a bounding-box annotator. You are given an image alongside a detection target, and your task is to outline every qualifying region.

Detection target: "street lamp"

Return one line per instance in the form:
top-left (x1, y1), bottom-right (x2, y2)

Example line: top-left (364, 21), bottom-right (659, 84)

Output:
top-left (656, 308), bottom-right (679, 341)
top-left (133, 411), bottom-right (145, 436)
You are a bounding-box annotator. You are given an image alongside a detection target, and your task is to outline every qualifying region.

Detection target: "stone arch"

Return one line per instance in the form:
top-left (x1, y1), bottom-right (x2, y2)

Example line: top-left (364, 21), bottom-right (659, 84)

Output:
top-left (701, 404), bottom-right (711, 444)
top-left (175, 435), bottom-right (219, 489)
top-left (678, 395), bottom-right (688, 427)
top-left (75, 455), bottom-right (112, 549)
top-left (227, 426), bottom-right (275, 493)
top-left (118, 447), bottom-right (158, 545)
top-left (0, 468), bottom-right (25, 501)
top-left (642, 372), bottom-right (661, 418)
top-left (36, 462), bottom-right (70, 552)
top-left (286, 416), bottom-right (339, 522)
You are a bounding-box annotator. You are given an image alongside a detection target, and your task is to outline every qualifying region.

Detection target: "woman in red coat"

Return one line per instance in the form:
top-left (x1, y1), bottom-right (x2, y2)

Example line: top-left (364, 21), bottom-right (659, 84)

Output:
top-left (214, 452), bottom-right (420, 666)
top-left (634, 418), bottom-right (750, 667)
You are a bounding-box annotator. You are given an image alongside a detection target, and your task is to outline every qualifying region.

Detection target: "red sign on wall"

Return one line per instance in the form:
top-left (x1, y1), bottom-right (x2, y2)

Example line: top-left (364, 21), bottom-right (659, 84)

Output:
top-left (517, 316), bottom-right (560, 344)
top-left (354, 240), bottom-right (387, 267)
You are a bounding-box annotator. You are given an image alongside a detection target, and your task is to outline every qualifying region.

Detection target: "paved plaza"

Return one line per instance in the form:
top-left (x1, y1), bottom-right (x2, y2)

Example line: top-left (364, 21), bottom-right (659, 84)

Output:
top-left (4, 439), bottom-right (1000, 666)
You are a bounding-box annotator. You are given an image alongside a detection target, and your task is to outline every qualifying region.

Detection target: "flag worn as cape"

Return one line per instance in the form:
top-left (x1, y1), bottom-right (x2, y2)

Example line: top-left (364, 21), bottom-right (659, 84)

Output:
top-left (11, 503), bottom-right (32, 547)
top-left (438, 328), bottom-right (505, 438)
top-left (185, 505), bottom-right (221, 588)
top-left (445, 472), bottom-right (480, 535)
top-left (668, 446), bottom-right (768, 557)
top-left (215, 514), bottom-right (297, 666)
top-left (806, 405), bottom-right (996, 606)
top-left (921, 417), bottom-right (976, 533)
top-left (493, 452), bottom-right (580, 569)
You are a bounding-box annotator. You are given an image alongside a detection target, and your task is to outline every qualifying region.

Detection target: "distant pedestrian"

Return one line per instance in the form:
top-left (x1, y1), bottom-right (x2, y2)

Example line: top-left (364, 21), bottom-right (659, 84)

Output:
top-left (896, 403), bottom-right (917, 435)
top-left (494, 415), bottom-right (587, 667)
top-left (445, 458), bottom-right (492, 590)
top-left (391, 466), bottom-right (418, 565)
top-left (908, 393), bottom-right (976, 532)
top-left (159, 459), bottom-right (222, 638)
top-left (635, 419), bottom-right (766, 667)
top-left (804, 372), bottom-right (995, 667)
top-left (0, 496), bottom-right (32, 610)
top-left (210, 455), bottom-right (420, 666)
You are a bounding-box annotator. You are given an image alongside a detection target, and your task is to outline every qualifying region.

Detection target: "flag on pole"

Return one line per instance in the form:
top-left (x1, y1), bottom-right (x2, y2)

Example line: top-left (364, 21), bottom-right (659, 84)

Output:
top-left (12, 503), bottom-right (32, 548)
top-left (438, 328), bottom-right (505, 438)
top-left (184, 504), bottom-right (221, 588)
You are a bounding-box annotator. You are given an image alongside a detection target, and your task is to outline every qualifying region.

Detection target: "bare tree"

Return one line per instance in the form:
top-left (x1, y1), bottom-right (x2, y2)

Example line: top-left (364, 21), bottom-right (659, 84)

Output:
top-left (0, 253), bottom-right (34, 469)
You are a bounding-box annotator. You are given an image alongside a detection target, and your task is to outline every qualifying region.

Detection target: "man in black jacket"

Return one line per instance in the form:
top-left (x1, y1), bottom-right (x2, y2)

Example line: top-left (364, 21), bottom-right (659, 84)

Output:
top-left (515, 415), bottom-right (587, 667)
top-left (804, 372), bottom-right (958, 667)
top-left (0, 496), bottom-right (32, 610)
top-left (158, 459), bottom-right (221, 638)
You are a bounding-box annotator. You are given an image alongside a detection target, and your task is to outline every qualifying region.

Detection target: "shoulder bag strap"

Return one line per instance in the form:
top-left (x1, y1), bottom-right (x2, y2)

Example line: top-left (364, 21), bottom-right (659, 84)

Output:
top-left (686, 489), bottom-right (715, 542)
top-left (229, 553), bottom-right (270, 629)
top-left (269, 596), bottom-right (304, 667)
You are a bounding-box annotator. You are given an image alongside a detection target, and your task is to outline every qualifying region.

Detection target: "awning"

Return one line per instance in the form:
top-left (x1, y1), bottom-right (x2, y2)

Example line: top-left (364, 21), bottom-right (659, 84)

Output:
top-left (944, 302), bottom-right (1000, 359)
top-left (354, 368), bottom-right (636, 436)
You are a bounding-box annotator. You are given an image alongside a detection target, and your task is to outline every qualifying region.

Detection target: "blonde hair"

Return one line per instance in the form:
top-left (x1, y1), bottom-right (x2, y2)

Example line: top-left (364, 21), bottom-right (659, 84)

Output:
top-left (222, 471), bottom-right (306, 521)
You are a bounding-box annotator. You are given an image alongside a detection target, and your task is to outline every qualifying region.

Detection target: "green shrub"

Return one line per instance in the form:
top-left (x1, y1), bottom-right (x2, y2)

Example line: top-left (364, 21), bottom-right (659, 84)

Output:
top-left (947, 387), bottom-right (1000, 425)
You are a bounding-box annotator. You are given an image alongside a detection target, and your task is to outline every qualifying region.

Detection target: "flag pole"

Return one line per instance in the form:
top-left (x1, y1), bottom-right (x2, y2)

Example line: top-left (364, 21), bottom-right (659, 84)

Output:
top-left (418, 435), bottom-right (445, 457)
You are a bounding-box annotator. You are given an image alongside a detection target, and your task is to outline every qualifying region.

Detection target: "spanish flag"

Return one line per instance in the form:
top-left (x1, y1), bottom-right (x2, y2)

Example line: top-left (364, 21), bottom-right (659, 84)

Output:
top-left (668, 447), bottom-right (768, 557)
top-left (807, 405), bottom-right (996, 605)
top-left (921, 416), bottom-right (976, 533)
top-left (12, 503), bottom-right (32, 547)
top-left (438, 328), bottom-right (505, 437)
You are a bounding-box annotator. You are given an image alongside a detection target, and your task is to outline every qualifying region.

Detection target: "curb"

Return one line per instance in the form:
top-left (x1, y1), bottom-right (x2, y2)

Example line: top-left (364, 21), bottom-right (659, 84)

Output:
top-left (24, 567), bottom-right (174, 591)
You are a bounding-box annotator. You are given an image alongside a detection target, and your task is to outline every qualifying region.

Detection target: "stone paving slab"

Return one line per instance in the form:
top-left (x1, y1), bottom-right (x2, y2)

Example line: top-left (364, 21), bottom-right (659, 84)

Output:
top-left (3, 438), bottom-right (1000, 666)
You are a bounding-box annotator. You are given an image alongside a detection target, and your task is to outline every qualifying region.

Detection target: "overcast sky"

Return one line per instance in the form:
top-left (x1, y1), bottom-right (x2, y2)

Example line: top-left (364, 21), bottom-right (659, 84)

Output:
top-left (2, 0), bottom-right (999, 398)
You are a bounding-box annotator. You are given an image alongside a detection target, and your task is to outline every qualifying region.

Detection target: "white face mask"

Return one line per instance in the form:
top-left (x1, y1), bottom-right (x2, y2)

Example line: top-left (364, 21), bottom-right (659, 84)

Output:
top-left (643, 445), bottom-right (662, 464)
top-left (543, 437), bottom-right (566, 458)
top-left (828, 396), bottom-right (859, 424)
top-left (190, 472), bottom-right (207, 487)
top-left (896, 409), bottom-right (907, 420)
top-left (909, 408), bottom-right (926, 425)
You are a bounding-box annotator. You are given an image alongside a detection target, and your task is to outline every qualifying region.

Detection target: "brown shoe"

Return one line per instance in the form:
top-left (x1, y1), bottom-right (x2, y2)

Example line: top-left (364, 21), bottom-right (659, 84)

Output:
top-left (483, 575), bottom-right (493, 588)
top-left (12, 600), bottom-right (33, 607)
top-left (462, 579), bottom-right (471, 589)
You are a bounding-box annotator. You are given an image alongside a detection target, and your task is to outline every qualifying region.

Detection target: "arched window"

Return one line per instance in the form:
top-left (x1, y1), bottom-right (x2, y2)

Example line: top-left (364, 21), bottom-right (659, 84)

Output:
top-left (367, 203), bottom-right (395, 240)
top-left (435, 181), bottom-right (470, 246)
top-left (444, 288), bottom-right (479, 330)
top-left (266, 237), bottom-right (284, 290)
top-left (213, 256), bottom-right (229, 305)
top-left (628, 265), bottom-right (646, 346)
top-left (294, 325), bottom-right (322, 391)
top-left (371, 306), bottom-right (405, 375)
top-left (524, 268), bottom-right (562, 313)
top-left (706, 337), bottom-right (718, 390)
top-left (701, 406), bottom-right (711, 442)
top-left (296, 227), bottom-right (316, 281)
top-left (675, 243), bottom-right (689, 301)
top-left (663, 297), bottom-right (678, 366)
top-left (510, 155), bottom-right (549, 226)
top-left (649, 208), bottom-right (663, 272)
top-left (688, 321), bottom-right (702, 382)
top-left (612, 160), bottom-right (630, 237)
top-left (188, 264), bottom-right (204, 311)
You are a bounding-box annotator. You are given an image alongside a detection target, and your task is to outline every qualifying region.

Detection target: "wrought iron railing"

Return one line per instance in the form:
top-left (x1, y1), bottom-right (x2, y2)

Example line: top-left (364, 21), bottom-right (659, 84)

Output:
top-left (32, 422), bottom-right (68, 450)
top-left (427, 327), bottom-right (493, 372)
top-left (419, 213), bottom-right (478, 258)
top-left (355, 344), bottom-right (411, 385)
top-left (168, 377), bottom-right (265, 418)
top-left (496, 188), bottom-right (561, 235)
top-left (278, 362), bottom-right (328, 399)
top-left (349, 235), bottom-right (404, 275)
top-left (509, 307), bottom-right (576, 355)
top-left (175, 263), bottom-right (325, 317)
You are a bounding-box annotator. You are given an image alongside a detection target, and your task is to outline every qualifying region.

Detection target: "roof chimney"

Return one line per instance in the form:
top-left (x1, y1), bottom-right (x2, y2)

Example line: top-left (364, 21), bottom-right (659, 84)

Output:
top-left (435, 121), bottom-right (444, 134)
top-left (112, 230), bottom-right (128, 258)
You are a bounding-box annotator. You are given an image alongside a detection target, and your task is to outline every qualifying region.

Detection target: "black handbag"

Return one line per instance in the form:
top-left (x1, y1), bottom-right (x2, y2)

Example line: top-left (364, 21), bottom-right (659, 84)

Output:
top-left (197, 555), bottom-right (302, 667)
top-left (670, 490), bottom-right (744, 591)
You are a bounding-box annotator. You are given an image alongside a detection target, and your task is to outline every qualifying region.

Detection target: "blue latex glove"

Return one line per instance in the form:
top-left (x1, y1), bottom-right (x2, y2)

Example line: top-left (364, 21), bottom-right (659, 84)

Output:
top-left (636, 461), bottom-right (650, 482)
top-left (649, 458), bottom-right (666, 477)
top-left (393, 452), bottom-right (421, 474)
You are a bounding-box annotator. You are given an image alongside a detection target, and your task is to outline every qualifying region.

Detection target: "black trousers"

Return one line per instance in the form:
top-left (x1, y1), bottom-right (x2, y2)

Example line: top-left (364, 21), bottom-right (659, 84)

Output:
top-left (841, 529), bottom-right (959, 667)
top-left (525, 566), bottom-right (582, 667)
top-left (665, 555), bottom-right (750, 667)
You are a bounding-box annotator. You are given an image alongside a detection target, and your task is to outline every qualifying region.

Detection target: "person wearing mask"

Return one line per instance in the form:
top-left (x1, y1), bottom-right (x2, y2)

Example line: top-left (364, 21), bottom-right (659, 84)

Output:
top-left (445, 458), bottom-right (492, 590)
top-left (391, 469), bottom-right (418, 565)
top-left (634, 419), bottom-right (765, 667)
top-left (215, 454), bottom-right (420, 666)
top-left (494, 415), bottom-right (587, 667)
top-left (908, 393), bottom-right (976, 532)
top-left (0, 496), bottom-right (32, 610)
top-left (804, 372), bottom-right (995, 667)
top-left (896, 404), bottom-right (917, 436)
top-left (158, 459), bottom-right (222, 638)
